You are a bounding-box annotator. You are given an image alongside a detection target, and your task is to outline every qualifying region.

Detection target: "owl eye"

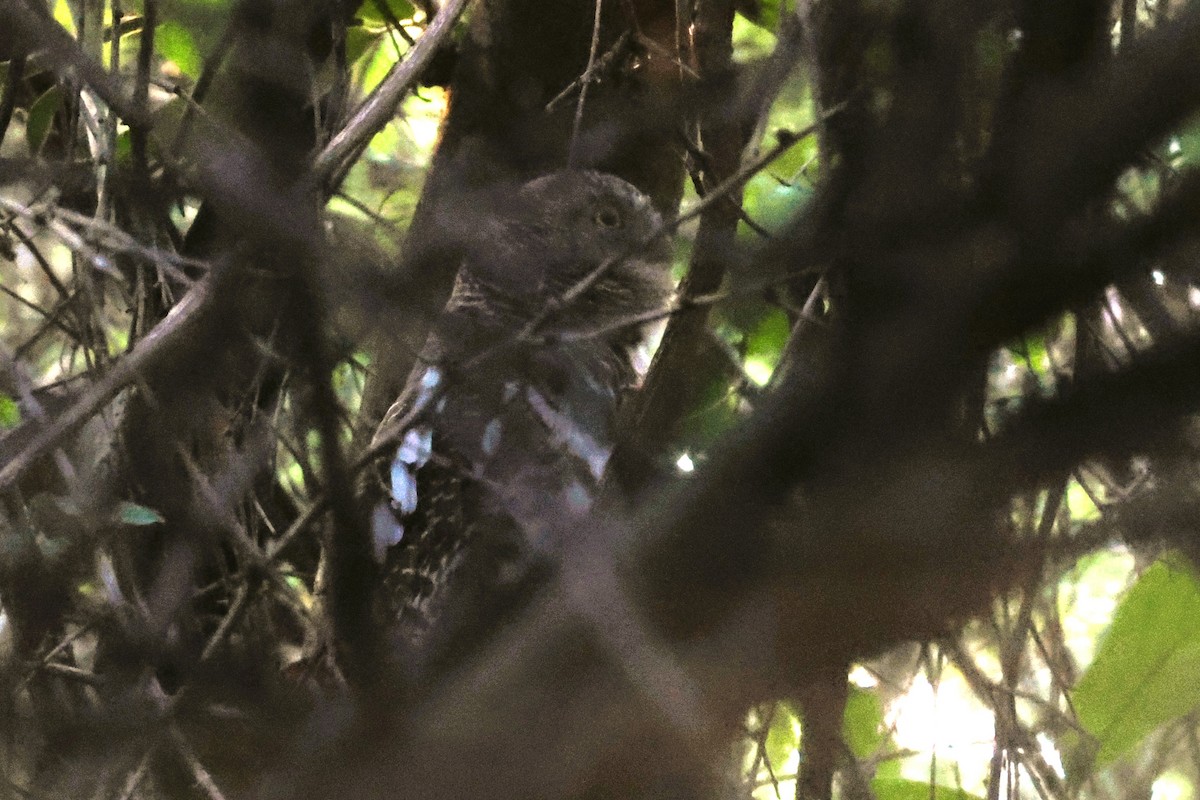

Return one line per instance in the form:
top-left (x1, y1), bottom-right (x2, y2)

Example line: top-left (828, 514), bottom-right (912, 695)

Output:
top-left (593, 206), bottom-right (624, 229)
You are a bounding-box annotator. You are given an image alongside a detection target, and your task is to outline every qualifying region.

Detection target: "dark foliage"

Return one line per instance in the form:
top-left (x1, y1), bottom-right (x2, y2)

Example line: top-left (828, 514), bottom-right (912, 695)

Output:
top-left (1, 0), bottom-right (1199, 798)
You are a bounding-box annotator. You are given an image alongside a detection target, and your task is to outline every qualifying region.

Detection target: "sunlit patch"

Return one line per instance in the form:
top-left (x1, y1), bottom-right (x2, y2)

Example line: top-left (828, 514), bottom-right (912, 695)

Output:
top-left (744, 357), bottom-right (774, 387)
top-left (1066, 479), bottom-right (1102, 523)
top-left (887, 670), bottom-right (995, 795)
top-left (401, 88), bottom-right (447, 154)
top-left (1188, 286), bottom-right (1200, 308)
top-left (1169, 138), bottom-right (1183, 155)
top-left (848, 664), bottom-right (878, 688)
top-left (1036, 732), bottom-right (1066, 779)
top-left (1152, 269), bottom-right (1166, 286)
top-left (675, 453), bottom-right (695, 473)
top-left (1058, 546), bottom-right (1136, 668)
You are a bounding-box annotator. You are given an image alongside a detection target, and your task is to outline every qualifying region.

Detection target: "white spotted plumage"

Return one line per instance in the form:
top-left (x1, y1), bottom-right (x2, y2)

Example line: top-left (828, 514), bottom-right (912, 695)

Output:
top-left (366, 171), bottom-right (672, 641)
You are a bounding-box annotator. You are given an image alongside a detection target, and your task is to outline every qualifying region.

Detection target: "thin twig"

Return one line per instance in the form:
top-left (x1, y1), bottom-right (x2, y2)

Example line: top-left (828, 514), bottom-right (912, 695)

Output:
top-left (567, 0), bottom-right (605, 167)
top-left (1, 0), bottom-right (149, 127)
top-left (170, 22), bottom-right (235, 155)
top-left (0, 271), bottom-right (217, 492)
top-left (313, 0), bottom-right (473, 187)
top-left (545, 31), bottom-right (631, 112)
top-left (280, 114), bottom-right (842, 555)
top-left (522, 107), bottom-right (845, 342)
top-left (130, 0), bottom-right (155, 188)
top-left (177, 447), bottom-right (312, 614)
top-left (115, 752), bottom-right (152, 800)
top-left (168, 725), bottom-right (229, 800)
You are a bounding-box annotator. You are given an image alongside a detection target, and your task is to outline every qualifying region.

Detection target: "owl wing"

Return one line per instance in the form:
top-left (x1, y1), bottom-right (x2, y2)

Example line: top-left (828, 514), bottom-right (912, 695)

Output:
top-left (368, 323), bottom-right (627, 652)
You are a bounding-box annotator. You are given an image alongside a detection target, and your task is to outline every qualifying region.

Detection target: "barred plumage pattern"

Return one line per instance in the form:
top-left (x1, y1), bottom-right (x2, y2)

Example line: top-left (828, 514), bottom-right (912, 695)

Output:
top-left (367, 170), bottom-right (672, 648)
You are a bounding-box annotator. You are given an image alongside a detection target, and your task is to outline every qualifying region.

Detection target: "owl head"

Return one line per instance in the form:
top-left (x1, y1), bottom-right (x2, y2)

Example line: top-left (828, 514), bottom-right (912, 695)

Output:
top-left (457, 170), bottom-right (674, 327)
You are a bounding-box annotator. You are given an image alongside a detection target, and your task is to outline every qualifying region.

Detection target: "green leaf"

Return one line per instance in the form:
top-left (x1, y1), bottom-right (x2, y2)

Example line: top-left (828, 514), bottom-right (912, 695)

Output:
top-left (345, 25), bottom-right (384, 65)
top-left (1065, 479), bottom-right (1101, 524)
top-left (52, 0), bottom-right (76, 35)
top-left (873, 778), bottom-right (983, 800)
top-left (115, 501), bottom-right (165, 526)
top-left (157, 21), bottom-right (201, 77)
top-left (738, 0), bottom-right (780, 30)
top-left (357, 0), bottom-right (414, 24)
top-left (743, 308), bottom-right (790, 386)
top-left (843, 686), bottom-right (887, 759)
top-left (765, 702), bottom-right (802, 772)
top-left (26, 85), bottom-right (64, 154)
top-left (0, 395), bottom-right (20, 428)
top-left (742, 177), bottom-right (814, 237)
top-left (1072, 559), bottom-right (1200, 765)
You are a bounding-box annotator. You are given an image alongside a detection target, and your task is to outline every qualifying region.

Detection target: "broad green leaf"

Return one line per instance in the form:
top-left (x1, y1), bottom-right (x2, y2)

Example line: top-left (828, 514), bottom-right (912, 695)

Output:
top-left (359, 31), bottom-right (402, 91)
top-left (157, 21), bottom-right (201, 77)
top-left (1072, 559), bottom-right (1200, 765)
top-left (742, 177), bottom-right (814, 238)
top-left (738, 0), bottom-right (780, 31)
top-left (115, 501), bottom-right (165, 526)
top-left (26, 86), bottom-right (64, 154)
top-left (357, 0), bottom-right (414, 24)
top-left (345, 25), bottom-right (385, 65)
top-left (114, 129), bottom-right (132, 163)
top-left (52, 0), bottom-right (76, 35)
top-left (1065, 479), bottom-right (1101, 524)
top-left (1019, 334), bottom-right (1051, 379)
top-left (0, 395), bottom-right (19, 428)
top-left (765, 702), bottom-right (802, 772)
top-left (873, 778), bottom-right (983, 800)
top-left (1174, 112), bottom-right (1200, 166)
top-left (843, 686), bottom-right (887, 759)
top-left (743, 308), bottom-right (790, 387)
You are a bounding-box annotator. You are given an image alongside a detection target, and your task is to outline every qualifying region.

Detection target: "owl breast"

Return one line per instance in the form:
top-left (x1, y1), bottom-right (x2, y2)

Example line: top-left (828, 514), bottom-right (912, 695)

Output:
top-left (366, 170), bottom-right (672, 649)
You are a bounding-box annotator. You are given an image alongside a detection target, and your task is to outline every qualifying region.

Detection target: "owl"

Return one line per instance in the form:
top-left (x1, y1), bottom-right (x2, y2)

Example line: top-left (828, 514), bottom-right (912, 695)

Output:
top-left (367, 170), bottom-right (673, 654)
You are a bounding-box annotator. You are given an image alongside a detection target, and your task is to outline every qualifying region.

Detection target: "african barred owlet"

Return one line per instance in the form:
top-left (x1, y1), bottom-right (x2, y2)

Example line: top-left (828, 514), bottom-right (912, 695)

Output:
top-left (368, 170), bottom-right (672, 652)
